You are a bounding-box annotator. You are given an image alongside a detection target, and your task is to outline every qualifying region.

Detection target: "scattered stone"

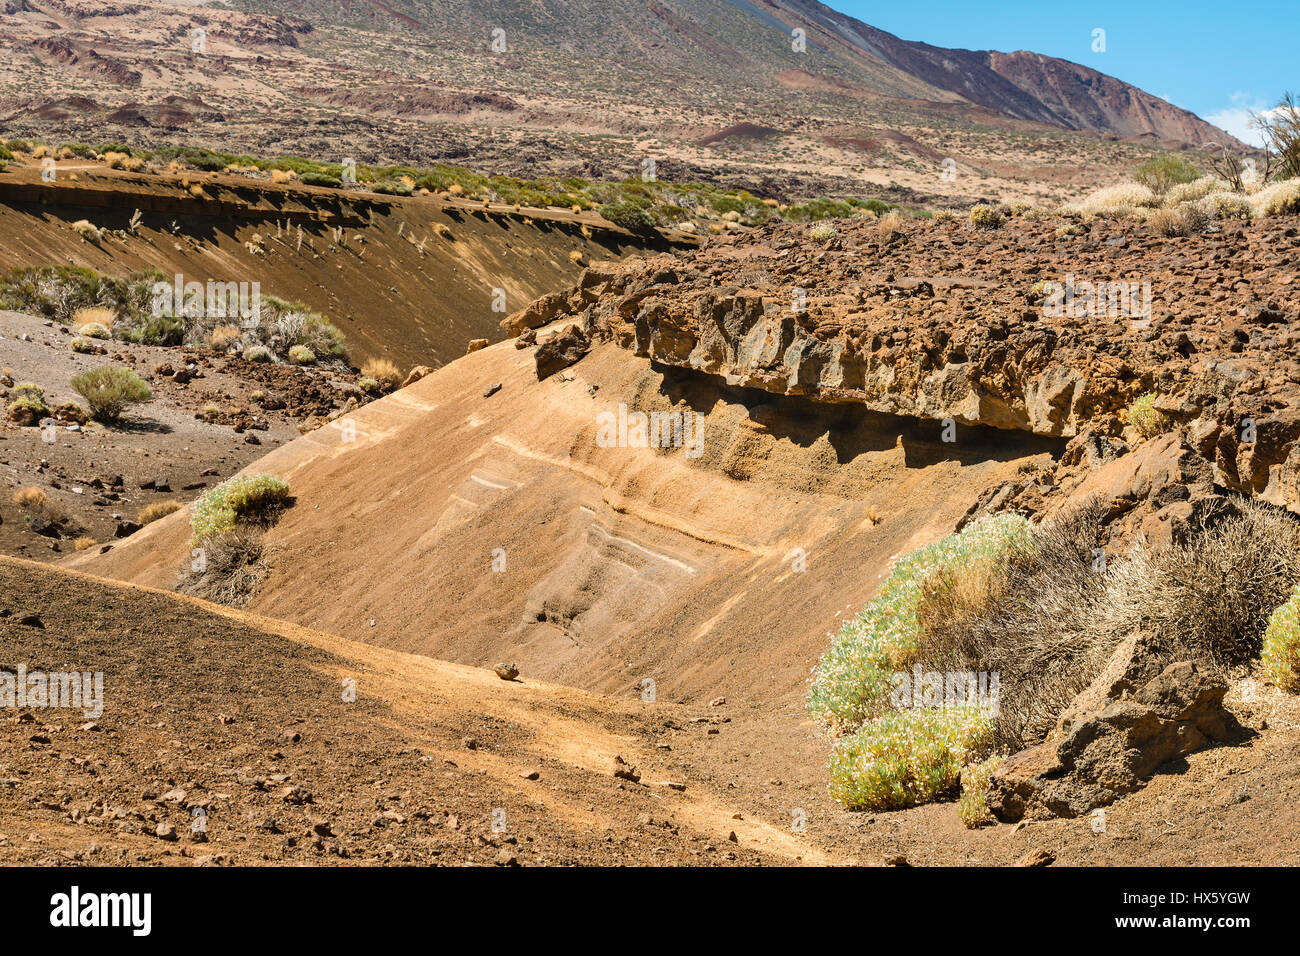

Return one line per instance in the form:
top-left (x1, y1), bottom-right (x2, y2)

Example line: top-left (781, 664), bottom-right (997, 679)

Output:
top-left (611, 755), bottom-right (641, 782)
top-left (493, 662), bottom-right (519, 681)
top-left (1016, 848), bottom-right (1056, 867)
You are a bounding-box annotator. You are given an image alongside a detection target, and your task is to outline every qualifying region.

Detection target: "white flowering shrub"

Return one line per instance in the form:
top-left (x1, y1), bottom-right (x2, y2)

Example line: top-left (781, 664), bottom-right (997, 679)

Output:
top-left (1262, 584), bottom-right (1300, 691)
top-left (958, 754), bottom-right (1003, 827)
top-left (1164, 176), bottom-right (1231, 206)
top-left (1249, 178), bottom-right (1300, 217)
top-left (828, 708), bottom-right (996, 810)
top-left (808, 514), bottom-right (1033, 734)
top-left (1200, 191), bottom-right (1252, 220)
top-left (1070, 182), bottom-right (1159, 215)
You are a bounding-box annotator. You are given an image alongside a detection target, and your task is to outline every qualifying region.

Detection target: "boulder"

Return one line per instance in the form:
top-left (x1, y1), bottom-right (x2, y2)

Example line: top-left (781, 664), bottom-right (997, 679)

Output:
top-left (401, 366), bottom-right (433, 388)
top-left (534, 326), bottom-right (590, 380)
top-left (988, 658), bottom-right (1241, 822)
top-left (502, 289), bottom-right (569, 336)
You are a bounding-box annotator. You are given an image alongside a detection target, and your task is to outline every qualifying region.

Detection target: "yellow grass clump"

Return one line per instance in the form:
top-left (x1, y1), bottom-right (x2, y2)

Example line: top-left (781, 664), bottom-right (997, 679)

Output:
top-left (360, 357), bottom-right (402, 388)
top-left (139, 500), bottom-right (183, 525)
top-left (74, 307), bottom-right (115, 332)
top-left (11, 486), bottom-right (48, 509)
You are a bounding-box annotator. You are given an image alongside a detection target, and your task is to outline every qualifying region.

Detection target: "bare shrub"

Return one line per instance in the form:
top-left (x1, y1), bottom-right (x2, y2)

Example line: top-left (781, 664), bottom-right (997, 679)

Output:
top-left (175, 526), bottom-right (272, 607)
top-left (1114, 500), bottom-right (1300, 671)
top-left (917, 497), bottom-right (1300, 750)
top-left (916, 500), bottom-right (1117, 749)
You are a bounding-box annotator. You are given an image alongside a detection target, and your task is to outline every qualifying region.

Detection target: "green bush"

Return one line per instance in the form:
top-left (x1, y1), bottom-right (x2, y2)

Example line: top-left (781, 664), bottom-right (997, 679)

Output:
top-left (1126, 392), bottom-right (1166, 438)
top-left (1134, 154), bottom-right (1201, 195)
top-left (191, 475), bottom-right (291, 544)
top-left (969, 204), bottom-right (1005, 230)
top-left (6, 383), bottom-right (50, 424)
top-left (828, 708), bottom-right (996, 810)
top-left (600, 198), bottom-right (656, 231)
top-left (243, 345), bottom-right (272, 363)
top-left (288, 345), bottom-right (316, 364)
top-left (1263, 584), bottom-right (1300, 691)
top-left (122, 313), bottom-right (185, 346)
top-left (300, 171), bottom-right (343, 189)
top-left (371, 180), bottom-right (412, 196)
top-left (70, 366), bottom-right (151, 422)
top-left (958, 755), bottom-right (1003, 827)
top-left (808, 514), bottom-right (1033, 735)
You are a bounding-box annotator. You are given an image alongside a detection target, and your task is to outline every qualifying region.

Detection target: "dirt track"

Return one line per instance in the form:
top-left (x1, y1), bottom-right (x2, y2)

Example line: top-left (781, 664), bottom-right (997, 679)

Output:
top-left (5, 556), bottom-right (1298, 866)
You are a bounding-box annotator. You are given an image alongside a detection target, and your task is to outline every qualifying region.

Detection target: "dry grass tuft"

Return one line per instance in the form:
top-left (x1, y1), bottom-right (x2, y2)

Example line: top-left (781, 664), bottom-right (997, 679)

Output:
top-left (360, 357), bottom-right (402, 389)
top-left (139, 500), bottom-right (183, 525)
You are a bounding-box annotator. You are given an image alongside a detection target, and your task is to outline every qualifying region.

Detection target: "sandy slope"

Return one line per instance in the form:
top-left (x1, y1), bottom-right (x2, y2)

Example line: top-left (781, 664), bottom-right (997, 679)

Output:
top-left (68, 326), bottom-right (1064, 704)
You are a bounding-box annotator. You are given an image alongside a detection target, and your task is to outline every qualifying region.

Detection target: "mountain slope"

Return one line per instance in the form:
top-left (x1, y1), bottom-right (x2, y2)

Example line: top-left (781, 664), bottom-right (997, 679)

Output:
top-left (242, 0), bottom-right (1236, 146)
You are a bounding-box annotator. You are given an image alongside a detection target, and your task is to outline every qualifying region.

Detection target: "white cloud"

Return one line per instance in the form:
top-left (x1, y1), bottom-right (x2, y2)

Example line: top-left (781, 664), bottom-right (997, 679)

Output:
top-left (1204, 92), bottom-right (1273, 147)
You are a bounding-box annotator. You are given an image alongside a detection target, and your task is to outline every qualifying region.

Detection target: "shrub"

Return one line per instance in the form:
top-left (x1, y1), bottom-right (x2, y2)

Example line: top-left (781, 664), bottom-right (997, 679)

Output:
top-left (288, 345), bottom-right (316, 364)
top-left (1202, 191), bottom-right (1253, 220)
top-left (1165, 176), bottom-right (1230, 205)
top-left (73, 305), bottom-right (114, 329)
top-left (11, 486), bottom-right (48, 509)
top-left (360, 357), bottom-right (401, 389)
top-left (1134, 154), bottom-right (1200, 195)
top-left (1263, 585), bottom-right (1300, 691)
top-left (828, 708), bottom-right (996, 811)
top-left (209, 325), bottom-right (241, 351)
top-left (1249, 178), bottom-right (1300, 217)
top-left (72, 219), bottom-right (103, 244)
top-left (6, 383), bottom-right (51, 424)
top-left (921, 498), bottom-right (1300, 749)
top-left (70, 365), bottom-right (151, 422)
top-left (371, 180), bottom-right (412, 196)
top-left (175, 526), bottom-right (271, 607)
top-left (122, 313), bottom-right (185, 346)
top-left (1255, 92), bottom-right (1300, 180)
top-left (139, 500), bottom-right (183, 525)
top-left (358, 377), bottom-right (380, 395)
top-left (191, 475), bottom-right (291, 544)
top-left (70, 337), bottom-right (95, 354)
top-left (600, 199), bottom-right (656, 231)
top-left (808, 514), bottom-right (1034, 735)
top-left (808, 223), bottom-right (838, 243)
top-left (1123, 503), bottom-right (1300, 672)
top-left (968, 204), bottom-right (1004, 230)
top-left (1126, 392), bottom-right (1166, 437)
top-left (1071, 183), bottom-right (1160, 215)
top-left (873, 212), bottom-right (904, 243)
top-left (74, 536), bottom-right (97, 551)
top-left (78, 321), bottom-right (112, 339)
top-left (1148, 203), bottom-right (1209, 237)
top-left (958, 755), bottom-right (1003, 828)
top-left (243, 345), bottom-right (272, 363)
top-left (300, 172), bottom-right (343, 188)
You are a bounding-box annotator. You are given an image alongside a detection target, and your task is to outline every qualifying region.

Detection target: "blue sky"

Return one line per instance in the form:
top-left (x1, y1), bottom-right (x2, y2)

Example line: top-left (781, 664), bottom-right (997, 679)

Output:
top-left (832, 0), bottom-right (1297, 145)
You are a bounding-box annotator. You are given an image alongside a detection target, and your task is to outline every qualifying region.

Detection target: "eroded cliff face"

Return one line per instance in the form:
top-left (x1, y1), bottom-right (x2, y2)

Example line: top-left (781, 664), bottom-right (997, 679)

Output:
top-left (503, 212), bottom-right (1300, 514)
